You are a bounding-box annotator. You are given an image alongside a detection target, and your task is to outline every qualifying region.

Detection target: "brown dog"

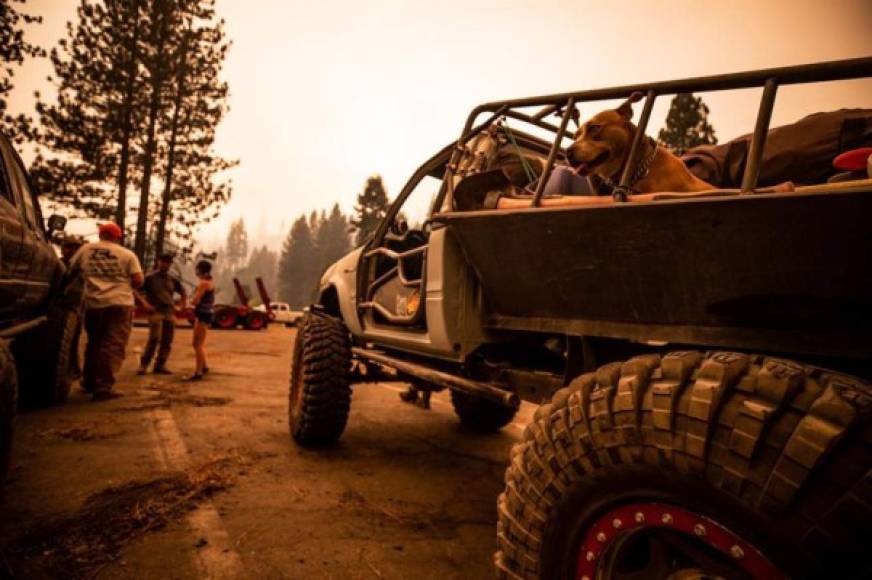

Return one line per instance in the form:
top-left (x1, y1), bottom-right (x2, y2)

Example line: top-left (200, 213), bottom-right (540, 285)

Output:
top-left (566, 93), bottom-right (713, 193)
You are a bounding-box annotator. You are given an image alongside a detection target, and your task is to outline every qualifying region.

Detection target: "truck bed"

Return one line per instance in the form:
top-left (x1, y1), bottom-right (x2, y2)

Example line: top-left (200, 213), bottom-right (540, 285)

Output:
top-left (435, 188), bottom-right (872, 360)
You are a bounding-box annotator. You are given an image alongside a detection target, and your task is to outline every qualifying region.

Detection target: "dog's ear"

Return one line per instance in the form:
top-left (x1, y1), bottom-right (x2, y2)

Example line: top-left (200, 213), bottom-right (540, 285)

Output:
top-left (616, 91), bottom-right (645, 120)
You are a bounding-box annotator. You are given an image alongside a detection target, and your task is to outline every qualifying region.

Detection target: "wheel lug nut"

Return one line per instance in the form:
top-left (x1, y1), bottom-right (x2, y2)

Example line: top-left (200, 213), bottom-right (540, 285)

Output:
top-left (730, 545), bottom-right (745, 559)
top-left (612, 518), bottom-right (622, 529)
top-left (693, 523), bottom-right (706, 536)
top-left (586, 550), bottom-right (595, 562)
top-left (596, 532), bottom-right (607, 542)
top-left (634, 512), bottom-right (645, 523)
top-left (661, 513), bottom-right (673, 525)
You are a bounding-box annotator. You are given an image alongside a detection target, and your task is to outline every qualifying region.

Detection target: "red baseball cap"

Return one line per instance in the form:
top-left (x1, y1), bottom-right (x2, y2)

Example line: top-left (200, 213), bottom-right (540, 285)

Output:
top-left (98, 222), bottom-right (123, 241)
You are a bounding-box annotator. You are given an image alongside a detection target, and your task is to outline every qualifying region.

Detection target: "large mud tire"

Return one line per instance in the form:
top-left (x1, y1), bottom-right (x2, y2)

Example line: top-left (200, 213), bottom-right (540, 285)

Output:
top-left (288, 314), bottom-right (352, 446)
top-left (0, 342), bottom-right (18, 483)
top-left (495, 351), bottom-right (872, 580)
top-left (451, 389), bottom-right (517, 432)
top-left (12, 306), bottom-right (79, 409)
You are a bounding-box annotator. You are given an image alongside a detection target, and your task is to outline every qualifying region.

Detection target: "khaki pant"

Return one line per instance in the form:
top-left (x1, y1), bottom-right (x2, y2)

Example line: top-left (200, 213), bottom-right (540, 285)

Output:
top-left (83, 306), bottom-right (133, 394)
top-left (141, 313), bottom-right (175, 370)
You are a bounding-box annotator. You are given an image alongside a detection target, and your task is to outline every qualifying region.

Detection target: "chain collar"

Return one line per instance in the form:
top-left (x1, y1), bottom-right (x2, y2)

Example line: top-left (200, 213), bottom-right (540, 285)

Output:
top-left (599, 136), bottom-right (659, 193)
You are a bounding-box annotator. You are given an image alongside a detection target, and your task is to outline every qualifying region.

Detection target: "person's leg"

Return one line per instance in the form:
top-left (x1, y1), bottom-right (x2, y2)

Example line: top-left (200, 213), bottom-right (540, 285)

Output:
top-left (399, 384), bottom-right (419, 403)
top-left (193, 322), bottom-right (205, 374)
top-left (93, 306), bottom-right (133, 399)
top-left (199, 326), bottom-right (208, 374)
top-left (154, 316), bottom-right (174, 372)
top-left (187, 321), bottom-right (205, 379)
top-left (139, 314), bottom-right (162, 372)
top-left (70, 319), bottom-right (83, 380)
top-left (417, 389), bottom-right (431, 410)
top-left (82, 308), bottom-right (105, 393)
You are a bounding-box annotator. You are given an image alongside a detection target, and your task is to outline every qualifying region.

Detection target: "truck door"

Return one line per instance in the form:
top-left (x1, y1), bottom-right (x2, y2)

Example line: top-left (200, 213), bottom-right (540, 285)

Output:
top-left (358, 175), bottom-right (442, 330)
top-left (0, 137), bottom-right (54, 312)
top-left (355, 146), bottom-right (458, 348)
top-left (0, 142), bottom-right (25, 320)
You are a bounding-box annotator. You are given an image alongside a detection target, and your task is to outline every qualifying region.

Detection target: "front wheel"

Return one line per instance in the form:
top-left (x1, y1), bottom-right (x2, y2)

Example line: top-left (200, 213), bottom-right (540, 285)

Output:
top-left (11, 305), bottom-right (80, 408)
top-left (495, 351), bottom-right (872, 579)
top-left (288, 313), bottom-right (352, 446)
top-left (0, 342), bottom-right (18, 482)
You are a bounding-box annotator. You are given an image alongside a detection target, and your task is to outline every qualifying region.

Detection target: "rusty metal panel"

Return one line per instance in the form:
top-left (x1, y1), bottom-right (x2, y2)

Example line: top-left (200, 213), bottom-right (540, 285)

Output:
top-left (435, 190), bottom-right (872, 359)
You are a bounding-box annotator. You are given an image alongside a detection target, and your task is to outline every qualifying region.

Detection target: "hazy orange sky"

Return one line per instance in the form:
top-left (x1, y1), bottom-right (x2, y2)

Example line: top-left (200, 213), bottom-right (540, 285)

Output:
top-left (10, 0), bottom-right (872, 250)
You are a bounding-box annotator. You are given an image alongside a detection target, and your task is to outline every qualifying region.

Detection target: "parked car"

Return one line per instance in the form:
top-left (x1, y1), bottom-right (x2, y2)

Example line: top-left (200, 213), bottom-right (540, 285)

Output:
top-left (0, 131), bottom-right (83, 482)
top-left (256, 302), bottom-right (304, 327)
top-left (289, 58), bottom-right (872, 578)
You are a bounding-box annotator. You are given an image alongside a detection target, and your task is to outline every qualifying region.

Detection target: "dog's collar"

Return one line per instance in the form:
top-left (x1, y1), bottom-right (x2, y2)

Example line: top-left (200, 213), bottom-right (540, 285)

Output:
top-left (600, 136), bottom-right (659, 194)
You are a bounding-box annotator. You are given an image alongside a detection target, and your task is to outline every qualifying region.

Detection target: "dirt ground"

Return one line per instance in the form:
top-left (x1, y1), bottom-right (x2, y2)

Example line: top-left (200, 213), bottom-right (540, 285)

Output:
top-left (0, 325), bottom-right (535, 579)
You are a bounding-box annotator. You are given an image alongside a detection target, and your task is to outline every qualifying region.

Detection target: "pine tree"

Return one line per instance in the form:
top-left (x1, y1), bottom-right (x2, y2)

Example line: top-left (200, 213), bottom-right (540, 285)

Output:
top-left (315, 203), bottom-right (351, 277)
top-left (350, 175), bottom-right (388, 247)
top-left (154, 0), bottom-right (234, 256)
top-left (31, 0), bottom-right (146, 220)
top-left (111, 0), bottom-right (143, 228)
top-left (278, 215), bottom-right (316, 309)
top-left (224, 217), bottom-right (248, 274)
top-left (658, 93), bottom-right (717, 155)
top-left (0, 0), bottom-right (44, 144)
top-left (33, 0), bottom-right (233, 257)
top-left (133, 0), bottom-right (177, 260)
top-left (243, 244), bottom-right (278, 301)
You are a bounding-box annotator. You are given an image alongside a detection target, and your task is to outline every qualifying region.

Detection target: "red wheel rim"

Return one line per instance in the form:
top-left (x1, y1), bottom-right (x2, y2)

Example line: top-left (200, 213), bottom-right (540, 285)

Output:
top-left (575, 502), bottom-right (785, 580)
top-left (216, 312), bottom-right (236, 328)
top-left (248, 316), bottom-right (265, 330)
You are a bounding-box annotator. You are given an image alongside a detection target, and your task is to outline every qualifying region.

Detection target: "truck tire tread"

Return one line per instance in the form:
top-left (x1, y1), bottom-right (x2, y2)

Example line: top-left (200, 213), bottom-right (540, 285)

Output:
top-left (495, 351), bottom-right (872, 579)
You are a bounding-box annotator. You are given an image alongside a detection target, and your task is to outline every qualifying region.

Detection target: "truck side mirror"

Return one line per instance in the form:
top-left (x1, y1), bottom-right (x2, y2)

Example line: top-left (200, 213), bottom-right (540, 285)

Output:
top-left (47, 214), bottom-right (67, 232)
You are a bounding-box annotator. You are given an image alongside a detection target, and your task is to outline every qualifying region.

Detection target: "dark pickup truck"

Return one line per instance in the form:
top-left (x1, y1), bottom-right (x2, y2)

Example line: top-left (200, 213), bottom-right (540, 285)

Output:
top-left (0, 131), bottom-right (83, 482)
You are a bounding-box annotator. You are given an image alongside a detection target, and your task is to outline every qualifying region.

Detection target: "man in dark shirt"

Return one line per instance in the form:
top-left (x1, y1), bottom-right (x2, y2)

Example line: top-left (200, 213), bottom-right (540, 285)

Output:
top-left (137, 253), bottom-right (187, 374)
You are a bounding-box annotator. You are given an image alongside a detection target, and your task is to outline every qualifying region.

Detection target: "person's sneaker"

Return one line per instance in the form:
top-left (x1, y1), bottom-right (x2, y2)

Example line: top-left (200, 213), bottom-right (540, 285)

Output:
top-left (153, 367), bottom-right (172, 375)
top-left (202, 366), bottom-right (210, 375)
top-left (137, 366), bottom-right (148, 375)
top-left (91, 391), bottom-right (123, 402)
top-left (183, 373), bottom-right (204, 382)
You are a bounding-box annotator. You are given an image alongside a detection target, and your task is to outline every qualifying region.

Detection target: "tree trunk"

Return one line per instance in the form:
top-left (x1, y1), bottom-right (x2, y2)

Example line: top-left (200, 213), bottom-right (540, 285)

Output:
top-left (134, 0), bottom-right (172, 263)
top-left (114, 0), bottom-right (142, 231)
top-left (155, 27), bottom-right (191, 257)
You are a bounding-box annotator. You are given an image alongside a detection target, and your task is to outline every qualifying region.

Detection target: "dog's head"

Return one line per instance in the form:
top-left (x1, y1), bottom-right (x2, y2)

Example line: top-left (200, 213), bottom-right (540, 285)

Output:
top-left (566, 92), bottom-right (643, 179)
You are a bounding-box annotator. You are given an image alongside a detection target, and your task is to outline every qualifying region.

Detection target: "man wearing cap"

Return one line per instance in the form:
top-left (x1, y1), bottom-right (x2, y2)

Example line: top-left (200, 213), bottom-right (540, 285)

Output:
top-left (69, 223), bottom-right (143, 401)
top-left (138, 253), bottom-right (186, 375)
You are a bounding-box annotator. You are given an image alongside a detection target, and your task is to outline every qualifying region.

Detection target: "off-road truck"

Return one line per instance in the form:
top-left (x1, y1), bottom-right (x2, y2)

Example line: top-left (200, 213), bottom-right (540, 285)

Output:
top-left (289, 58), bottom-right (872, 579)
top-left (0, 131), bottom-right (83, 482)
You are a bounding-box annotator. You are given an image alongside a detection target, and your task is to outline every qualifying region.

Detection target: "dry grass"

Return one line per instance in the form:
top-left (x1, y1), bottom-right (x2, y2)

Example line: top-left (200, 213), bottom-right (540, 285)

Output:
top-left (38, 421), bottom-right (125, 442)
top-left (1, 455), bottom-right (241, 579)
top-left (146, 382), bottom-right (232, 408)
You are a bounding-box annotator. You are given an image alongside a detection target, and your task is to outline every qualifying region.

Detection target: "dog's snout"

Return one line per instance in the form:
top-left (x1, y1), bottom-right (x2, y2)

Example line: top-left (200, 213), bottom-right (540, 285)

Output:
top-left (565, 145), bottom-right (578, 165)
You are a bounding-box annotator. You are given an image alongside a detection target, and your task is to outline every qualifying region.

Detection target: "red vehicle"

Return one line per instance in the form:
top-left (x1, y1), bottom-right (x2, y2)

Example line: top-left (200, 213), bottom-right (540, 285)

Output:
top-left (212, 277), bottom-right (271, 331)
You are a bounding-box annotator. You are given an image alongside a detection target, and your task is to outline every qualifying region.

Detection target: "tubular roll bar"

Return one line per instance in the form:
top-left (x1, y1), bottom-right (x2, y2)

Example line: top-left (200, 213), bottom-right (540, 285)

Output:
top-left (448, 57), bottom-right (872, 203)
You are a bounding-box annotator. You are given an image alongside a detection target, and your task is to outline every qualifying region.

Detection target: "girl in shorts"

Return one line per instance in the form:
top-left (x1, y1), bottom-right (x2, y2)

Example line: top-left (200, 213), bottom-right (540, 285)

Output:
top-left (187, 260), bottom-right (215, 380)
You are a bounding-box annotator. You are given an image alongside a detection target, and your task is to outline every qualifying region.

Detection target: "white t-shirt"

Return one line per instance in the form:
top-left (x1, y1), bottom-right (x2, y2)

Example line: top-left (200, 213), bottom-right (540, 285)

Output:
top-left (71, 240), bottom-right (143, 308)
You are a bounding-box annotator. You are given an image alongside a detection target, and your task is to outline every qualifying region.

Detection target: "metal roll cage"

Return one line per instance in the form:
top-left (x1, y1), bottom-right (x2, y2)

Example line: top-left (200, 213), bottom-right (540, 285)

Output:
top-left (435, 56), bottom-right (872, 210)
top-left (361, 57), bottom-right (872, 315)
